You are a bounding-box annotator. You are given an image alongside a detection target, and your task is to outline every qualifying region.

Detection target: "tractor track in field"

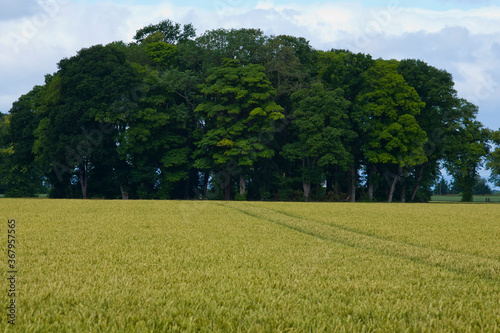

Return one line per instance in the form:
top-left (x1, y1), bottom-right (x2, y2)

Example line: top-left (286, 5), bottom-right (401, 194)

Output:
top-left (263, 206), bottom-right (498, 261)
top-left (218, 202), bottom-right (500, 282)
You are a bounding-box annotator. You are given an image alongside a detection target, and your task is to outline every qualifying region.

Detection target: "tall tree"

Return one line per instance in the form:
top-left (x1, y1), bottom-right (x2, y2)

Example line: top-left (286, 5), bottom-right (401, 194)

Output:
top-left (92, 42), bottom-right (199, 199)
top-left (34, 44), bottom-right (139, 199)
top-left (443, 100), bottom-right (489, 202)
top-left (356, 60), bottom-right (428, 202)
top-left (317, 50), bottom-right (374, 201)
top-left (397, 59), bottom-right (459, 202)
top-left (282, 83), bottom-right (352, 201)
top-left (487, 130), bottom-right (500, 188)
top-left (0, 87), bottom-right (44, 197)
top-left (256, 35), bottom-right (314, 200)
top-left (195, 59), bottom-right (284, 200)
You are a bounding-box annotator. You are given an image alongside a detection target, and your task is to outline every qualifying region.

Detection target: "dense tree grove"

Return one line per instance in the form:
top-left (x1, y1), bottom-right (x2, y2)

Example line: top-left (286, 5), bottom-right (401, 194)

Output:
top-left (1, 20), bottom-right (497, 202)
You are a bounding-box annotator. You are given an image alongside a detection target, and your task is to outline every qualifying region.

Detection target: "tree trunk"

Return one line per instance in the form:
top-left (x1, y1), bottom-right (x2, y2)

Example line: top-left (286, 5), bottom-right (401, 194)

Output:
top-left (400, 177), bottom-right (407, 203)
top-left (326, 177), bottom-right (333, 195)
top-left (388, 166), bottom-right (402, 203)
top-left (260, 164), bottom-right (269, 201)
top-left (303, 182), bottom-right (311, 202)
top-left (460, 171), bottom-right (475, 202)
top-left (239, 174), bottom-right (246, 195)
top-left (409, 164), bottom-right (426, 202)
top-left (349, 165), bottom-right (356, 202)
top-left (203, 172), bottom-right (209, 199)
top-left (119, 184), bottom-right (129, 200)
top-left (334, 175), bottom-right (339, 195)
top-left (79, 166), bottom-right (88, 199)
top-left (224, 172), bottom-right (231, 201)
top-left (184, 177), bottom-right (190, 200)
top-left (368, 165), bottom-right (377, 200)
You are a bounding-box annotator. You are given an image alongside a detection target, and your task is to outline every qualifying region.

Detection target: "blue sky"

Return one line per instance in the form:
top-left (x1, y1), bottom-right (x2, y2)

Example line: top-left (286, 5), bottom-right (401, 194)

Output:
top-left (1, 0), bottom-right (500, 183)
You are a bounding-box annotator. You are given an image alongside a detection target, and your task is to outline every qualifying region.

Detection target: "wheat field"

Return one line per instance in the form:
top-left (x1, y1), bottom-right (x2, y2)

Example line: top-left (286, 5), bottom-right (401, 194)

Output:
top-left (1, 199), bottom-right (500, 332)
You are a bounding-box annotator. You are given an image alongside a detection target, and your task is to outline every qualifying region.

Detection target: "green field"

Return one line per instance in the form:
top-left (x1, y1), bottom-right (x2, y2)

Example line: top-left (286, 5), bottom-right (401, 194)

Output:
top-left (2, 200), bottom-right (500, 332)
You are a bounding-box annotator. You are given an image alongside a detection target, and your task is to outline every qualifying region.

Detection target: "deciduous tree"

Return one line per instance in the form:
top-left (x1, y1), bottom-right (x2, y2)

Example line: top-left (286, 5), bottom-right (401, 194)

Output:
top-left (487, 130), bottom-right (500, 188)
top-left (0, 87), bottom-right (44, 197)
top-left (356, 60), bottom-right (428, 202)
top-left (282, 83), bottom-right (352, 201)
top-left (195, 59), bottom-right (284, 200)
top-left (34, 44), bottom-right (138, 199)
top-left (398, 59), bottom-right (459, 201)
top-left (443, 100), bottom-right (489, 202)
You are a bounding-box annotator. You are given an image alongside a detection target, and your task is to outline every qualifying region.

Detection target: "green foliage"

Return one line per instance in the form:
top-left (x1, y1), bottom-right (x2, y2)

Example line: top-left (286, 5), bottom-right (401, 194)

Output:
top-left (443, 100), bottom-right (489, 202)
top-left (145, 42), bottom-right (178, 69)
top-left (487, 130), bottom-right (500, 187)
top-left (0, 87), bottom-right (44, 197)
top-left (195, 60), bottom-right (284, 170)
top-left (397, 59), bottom-right (460, 201)
top-left (1, 20), bottom-right (491, 201)
top-left (357, 60), bottom-right (427, 167)
top-left (282, 83), bottom-right (353, 200)
top-left (473, 176), bottom-right (492, 195)
top-left (196, 28), bottom-right (267, 67)
top-left (355, 60), bottom-right (428, 202)
top-left (34, 44), bottom-right (140, 199)
top-left (318, 50), bottom-right (374, 102)
top-left (133, 19), bottom-right (195, 44)
top-left (263, 35), bottom-right (313, 101)
top-left (434, 177), bottom-right (450, 195)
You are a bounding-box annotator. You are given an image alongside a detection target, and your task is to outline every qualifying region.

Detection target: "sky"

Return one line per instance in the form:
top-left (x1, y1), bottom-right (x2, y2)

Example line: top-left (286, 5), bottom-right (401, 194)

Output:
top-left (1, 0), bottom-right (499, 183)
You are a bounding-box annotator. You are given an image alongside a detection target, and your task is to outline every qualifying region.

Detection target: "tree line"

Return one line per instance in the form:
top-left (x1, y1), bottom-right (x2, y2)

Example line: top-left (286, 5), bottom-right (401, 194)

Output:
top-left (1, 20), bottom-right (499, 202)
top-left (434, 176), bottom-right (494, 196)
